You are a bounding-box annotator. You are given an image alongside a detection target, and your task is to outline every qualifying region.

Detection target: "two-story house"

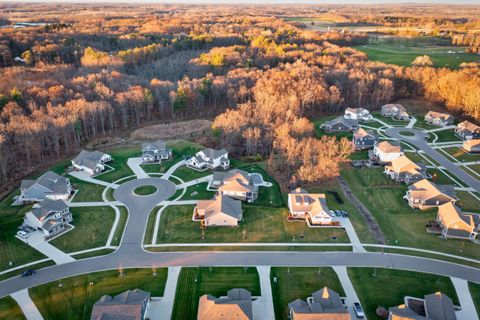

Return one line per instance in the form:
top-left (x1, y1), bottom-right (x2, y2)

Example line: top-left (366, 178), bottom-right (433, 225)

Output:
top-left (455, 120), bottom-right (480, 140)
top-left (288, 188), bottom-right (333, 225)
top-left (424, 111), bottom-right (454, 127)
top-left (72, 150), bottom-right (112, 176)
top-left (463, 139), bottom-right (480, 153)
top-left (371, 140), bottom-right (404, 164)
top-left (211, 170), bottom-right (258, 202)
top-left (381, 103), bottom-right (409, 120)
top-left (142, 140), bottom-right (172, 163)
top-left (344, 107), bottom-right (373, 121)
top-left (22, 199), bottom-right (72, 238)
top-left (322, 116), bottom-right (359, 133)
top-left (19, 171), bottom-right (72, 204)
top-left (187, 148), bottom-right (230, 170)
top-left (404, 179), bottom-right (456, 210)
top-left (384, 155), bottom-right (427, 184)
top-left (352, 128), bottom-right (376, 150)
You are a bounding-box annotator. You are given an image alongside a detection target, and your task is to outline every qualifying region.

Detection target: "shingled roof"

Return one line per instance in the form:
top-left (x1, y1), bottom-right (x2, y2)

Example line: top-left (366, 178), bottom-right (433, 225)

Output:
top-left (20, 171), bottom-right (70, 194)
top-left (198, 288), bottom-right (253, 320)
top-left (91, 289), bottom-right (150, 320)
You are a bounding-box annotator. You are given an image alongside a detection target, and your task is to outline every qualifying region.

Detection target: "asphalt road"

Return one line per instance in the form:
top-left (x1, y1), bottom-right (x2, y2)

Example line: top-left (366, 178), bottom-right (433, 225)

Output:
top-left (1, 174), bottom-right (479, 299)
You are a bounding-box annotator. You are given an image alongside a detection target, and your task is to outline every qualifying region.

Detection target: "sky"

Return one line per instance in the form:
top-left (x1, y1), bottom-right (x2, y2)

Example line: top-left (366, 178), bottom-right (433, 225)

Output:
top-left (3, 0), bottom-right (480, 4)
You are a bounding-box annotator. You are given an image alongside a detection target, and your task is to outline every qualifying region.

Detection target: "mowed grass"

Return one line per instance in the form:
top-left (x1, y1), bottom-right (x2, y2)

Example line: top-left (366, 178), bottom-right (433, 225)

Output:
top-left (29, 268), bottom-right (168, 320)
top-left (171, 165), bottom-right (211, 182)
top-left (341, 167), bottom-right (480, 259)
top-left (432, 129), bottom-right (461, 143)
top-left (110, 206), bottom-right (128, 246)
top-left (348, 268), bottom-right (459, 320)
top-left (180, 182), bottom-right (215, 200)
top-left (69, 177), bottom-right (105, 202)
top-left (441, 146), bottom-right (480, 163)
top-left (456, 191), bottom-right (480, 213)
top-left (469, 282), bottom-right (480, 315)
top-left (157, 205), bottom-right (349, 244)
top-left (172, 267), bottom-right (260, 320)
top-left (428, 169), bottom-right (457, 185)
top-left (133, 185), bottom-right (157, 195)
top-left (50, 206), bottom-right (115, 253)
top-left (271, 267), bottom-right (345, 320)
top-left (96, 147), bottom-right (139, 183)
top-left (0, 296), bottom-right (25, 320)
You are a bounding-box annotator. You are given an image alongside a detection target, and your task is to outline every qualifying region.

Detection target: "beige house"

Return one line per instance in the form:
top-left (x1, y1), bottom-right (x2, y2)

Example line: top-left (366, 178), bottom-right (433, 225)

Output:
top-left (288, 188), bottom-right (332, 225)
top-left (194, 195), bottom-right (242, 227)
top-left (371, 140), bottom-right (404, 164)
top-left (384, 155), bottom-right (427, 184)
top-left (462, 139), bottom-right (480, 153)
top-left (389, 292), bottom-right (457, 320)
top-left (436, 202), bottom-right (479, 241)
top-left (198, 288), bottom-right (252, 320)
top-left (288, 287), bottom-right (350, 320)
top-left (424, 111), bottom-right (454, 127)
top-left (214, 170), bottom-right (258, 202)
top-left (381, 103), bottom-right (409, 120)
top-left (455, 120), bottom-right (480, 140)
top-left (404, 179), bottom-right (456, 210)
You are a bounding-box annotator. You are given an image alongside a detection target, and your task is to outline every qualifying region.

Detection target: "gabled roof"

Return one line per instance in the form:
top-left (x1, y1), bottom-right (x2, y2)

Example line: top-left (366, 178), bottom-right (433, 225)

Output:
top-left (385, 155), bottom-right (423, 175)
top-left (21, 171), bottom-right (69, 194)
top-left (324, 116), bottom-right (358, 128)
top-left (73, 150), bottom-right (107, 170)
top-left (91, 289), bottom-right (150, 320)
top-left (198, 288), bottom-right (252, 320)
top-left (408, 179), bottom-right (455, 202)
top-left (437, 202), bottom-right (475, 231)
top-left (382, 103), bottom-right (406, 112)
top-left (463, 139), bottom-right (480, 148)
top-left (197, 195), bottom-right (243, 221)
top-left (218, 170), bottom-right (255, 193)
top-left (200, 148), bottom-right (228, 160)
top-left (457, 120), bottom-right (480, 133)
top-left (425, 111), bottom-right (453, 121)
top-left (31, 199), bottom-right (68, 221)
top-left (142, 140), bottom-right (167, 151)
top-left (345, 107), bottom-right (369, 114)
top-left (288, 287), bottom-right (349, 319)
top-left (376, 140), bottom-right (403, 154)
top-left (424, 292), bottom-right (456, 320)
top-left (288, 189), bottom-right (329, 217)
top-left (353, 128), bottom-right (375, 139)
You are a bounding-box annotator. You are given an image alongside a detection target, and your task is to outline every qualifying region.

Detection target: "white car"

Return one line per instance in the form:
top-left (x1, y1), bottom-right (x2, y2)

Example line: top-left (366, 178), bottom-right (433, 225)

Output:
top-left (353, 302), bottom-right (365, 318)
top-left (17, 230), bottom-right (28, 239)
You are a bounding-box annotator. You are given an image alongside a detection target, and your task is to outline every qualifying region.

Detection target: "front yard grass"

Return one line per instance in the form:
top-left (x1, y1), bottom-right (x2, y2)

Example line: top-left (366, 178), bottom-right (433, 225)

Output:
top-left (171, 165), bottom-right (211, 182)
top-left (403, 150), bottom-right (437, 165)
top-left (180, 182), bottom-right (215, 200)
top-left (271, 267), bottom-right (345, 320)
top-left (110, 206), bottom-right (128, 246)
top-left (0, 296), bottom-right (25, 320)
top-left (29, 268), bottom-right (167, 320)
top-left (455, 191), bottom-right (480, 212)
top-left (70, 177), bottom-right (105, 202)
top-left (341, 167), bottom-right (480, 259)
top-left (428, 169), bottom-right (457, 185)
top-left (144, 206), bottom-right (161, 245)
top-left (172, 267), bottom-right (260, 320)
top-left (96, 147), bottom-right (139, 183)
top-left (469, 282), bottom-right (480, 315)
top-left (461, 164), bottom-right (480, 178)
top-left (348, 268), bottom-right (458, 320)
top-left (433, 129), bottom-right (461, 143)
top-left (50, 206), bottom-right (115, 253)
top-left (156, 205), bottom-right (349, 244)
top-left (441, 146), bottom-right (480, 163)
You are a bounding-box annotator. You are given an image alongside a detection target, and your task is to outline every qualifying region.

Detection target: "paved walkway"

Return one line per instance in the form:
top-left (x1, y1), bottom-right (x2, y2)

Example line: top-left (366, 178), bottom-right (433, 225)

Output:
top-left (176, 175), bottom-right (212, 190)
top-left (127, 157), bottom-right (149, 179)
top-left (254, 266), bottom-right (275, 320)
top-left (162, 160), bottom-right (186, 179)
top-left (451, 277), bottom-right (479, 320)
top-left (19, 231), bottom-right (75, 265)
top-left (427, 125), bottom-right (457, 133)
top-left (11, 289), bottom-right (44, 320)
top-left (69, 171), bottom-right (119, 189)
top-left (106, 205), bottom-right (121, 247)
top-left (334, 217), bottom-right (365, 253)
top-left (147, 267), bottom-right (181, 320)
top-left (333, 266), bottom-right (363, 319)
top-left (151, 206), bottom-right (166, 245)
top-left (69, 201), bottom-right (122, 207)
top-left (406, 117), bottom-right (417, 129)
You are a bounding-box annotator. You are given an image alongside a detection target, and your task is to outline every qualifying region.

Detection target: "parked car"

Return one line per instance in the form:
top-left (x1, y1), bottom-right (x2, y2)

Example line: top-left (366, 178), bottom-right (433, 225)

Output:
top-left (353, 302), bottom-right (365, 318)
top-left (341, 211), bottom-right (348, 218)
top-left (21, 269), bottom-right (36, 277)
top-left (16, 230), bottom-right (28, 239)
top-left (334, 210), bottom-right (342, 217)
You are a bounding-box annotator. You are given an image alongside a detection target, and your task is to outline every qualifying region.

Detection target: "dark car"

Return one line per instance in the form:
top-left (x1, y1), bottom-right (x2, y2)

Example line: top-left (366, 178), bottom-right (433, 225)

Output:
top-left (21, 269), bottom-right (36, 277)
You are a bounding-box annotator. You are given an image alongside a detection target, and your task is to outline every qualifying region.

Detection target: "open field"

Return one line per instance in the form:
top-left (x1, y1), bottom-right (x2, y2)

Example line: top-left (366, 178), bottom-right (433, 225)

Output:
top-left (270, 267), bottom-right (345, 320)
top-left (470, 282), bottom-right (480, 315)
top-left (172, 267), bottom-right (260, 320)
top-left (70, 177), bottom-right (105, 202)
top-left (156, 205), bottom-right (349, 244)
top-left (348, 268), bottom-right (458, 320)
top-left (50, 206), bottom-right (115, 253)
top-left (0, 296), bottom-right (25, 320)
top-left (341, 167), bottom-right (480, 259)
top-left (428, 168), bottom-right (457, 185)
top-left (29, 268), bottom-right (167, 320)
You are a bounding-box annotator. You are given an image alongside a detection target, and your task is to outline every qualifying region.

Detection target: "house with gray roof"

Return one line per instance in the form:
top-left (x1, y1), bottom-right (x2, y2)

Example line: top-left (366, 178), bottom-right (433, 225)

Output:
top-left (322, 117), bottom-right (359, 133)
top-left (455, 120), bottom-right (480, 140)
top-left (194, 195), bottom-right (243, 227)
top-left (210, 170), bottom-right (258, 202)
top-left (352, 128), bottom-right (376, 150)
top-left (381, 103), bottom-right (409, 120)
top-left (288, 287), bottom-right (350, 320)
top-left (142, 140), bottom-right (172, 163)
top-left (198, 288), bottom-right (253, 320)
top-left (22, 199), bottom-right (72, 238)
top-left (91, 289), bottom-right (151, 320)
top-left (388, 292), bottom-right (457, 320)
top-left (72, 150), bottom-right (111, 176)
top-left (404, 179), bottom-right (457, 210)
top-left (187, 148), bottom-right (229, 170)
top-left (20, 171), bottom-right (72, 204)
top-left (344, 107), bottom-right (372, 121)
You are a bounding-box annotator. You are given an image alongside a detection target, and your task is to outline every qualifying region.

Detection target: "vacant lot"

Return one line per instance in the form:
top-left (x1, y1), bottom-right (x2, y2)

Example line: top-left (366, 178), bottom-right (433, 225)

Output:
top-left (172, 267), bottom-right (260, 320)
top-left (271, 267), bottom-right (345, 320)
top-left (96, 147), bottom-right (138, 182)
top-left (156, 205), bottom-right (349, 244)
top-left (171, 165), bottom-right (211, 182)
top-left (0, 296), bottom-right (25, 320)
top-left (50, 206), bottom-right (115, 253)
top-left (349, 268), bottom-right (458, 320)
top-left (29, 268), bottom-right (167, 320)
top-left (70, 177), bottom-right (105, 202)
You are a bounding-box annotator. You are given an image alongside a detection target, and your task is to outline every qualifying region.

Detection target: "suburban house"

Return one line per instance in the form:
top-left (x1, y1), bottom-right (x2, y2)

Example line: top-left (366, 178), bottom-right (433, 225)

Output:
top-left (142, 140), bottom-right (172, 163)
top-left (381, 103), bottom-right (409, 120)
top-left (404, 179), bottom-right (456, 210)
top-left (388, 292), bottom-right (457, 320)
top-left (198, 288), bottom-right (253, 320)
top-left (211, 170), bottom-right (258, 202)
top-left (72, 150), bottom-right (112, 176)
top-left (370, 140), bottom-right (404, 164)
top-left (288, 188), bottom-right (333, 225)
top-left (22, 199), bottom-right (72, 238)
top-left (91, 289), bottom-right (151, 320)
top-left (194, 195), bottom-right (243, 227)
top-left (352, 128), bottom-right (376, 150)
top-left (384, 155), bottom-right (427, 184)
top-left (187, 148), bottom-right (230, 170)
top-left (20, 171), bottom-right (72, 204)
top-left (288, 287), bottom-right (350, 320)
top-left (436, 202), bottom-right (479, 241)
top-left (322, 116), bottom-right (359, 133)
top-left (424, 111), bottom-right (454, 127)
top-left (344, 107), bottom-right (373, 121)
top-left (455, 120), bottom-right (480, 140)
top-left (463, 139), bottom-right (480, 153)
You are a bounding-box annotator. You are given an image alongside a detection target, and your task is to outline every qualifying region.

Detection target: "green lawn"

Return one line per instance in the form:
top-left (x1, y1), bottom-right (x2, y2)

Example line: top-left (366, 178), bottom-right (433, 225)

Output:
top-left (180, 182), bottom-right (215, 200)
top-left (29, 268), bottom-right (168, 320)
top-left (271, 267), bottom-right (345, 320)
top-left (171, 165), bottom-right (211, 182)
top-left (0, 296), bottom-right (25, 320)
top-left (404, 151), bottom-right (434, 164)
top-left (144, 206), bottom-right (161, 245)
top-left (433, 129), bottom-right (461, 143)
top-left (172, 267), bottom-right (260, 320)
top-left (341, 167), bottom-right (480, 259)
top-left (413, 117), bottom-right (439, 131)
top-left (105, 187), bottom-right (115, 201)
top-left (348, 268), bottom-right (459, 320)
top-left (50, 206), bottom-right (115, 253)
top-left (469, 282), bottom-right (480, 315)
top-left (69, 177), bottom-right (105, 202)
top-left (428, 169), bottom-right (457, 185)
top-left (350, 149), bottom-right (369, 160)
top-left (441, 146), bottom-right (480, 163)
top-left (71, 248), bottom-right (115, 259)
top-left (96, 147), bottom-right (139, 183)
top-left (133, 185), bottom-right (157, 195)
top-left (456, 191), bottom-right (480, 212)
top-left (461, 164), bottom-right (480, 178)
top-left (111, 206), bottom-right (128, 246)
top-left (157, 205), bottom-right (349, 244)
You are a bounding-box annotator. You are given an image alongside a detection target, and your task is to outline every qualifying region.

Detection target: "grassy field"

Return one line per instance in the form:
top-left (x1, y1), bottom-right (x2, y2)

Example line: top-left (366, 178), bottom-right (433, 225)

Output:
top-left (110, 206), bottom-right (128, 246)
top-left (50, 206), bottom-right (115, 253)
top-left (271, 267), bottom-right (345, 320)
top-left (133, 185), bottom-right (157, 195)
top-left (148, 245), bottom-right (353, 252)
top-left (441, 146), bottom-right (480, 163)
top-left (348, 268), bottom-right (459, 320)
top-left (433, 129), bottom-right (461, 143)
top-left (157, 205), bottom-right (349, 244)
top-left (172, 267), bottom-right (260, 320)
top-left (180, 182), bottom-right (215, 200)
top-left (29, 268), bottom-right (168, 320)
top-left (428, 169), bottom-right (457, 185)
top-left (69, 177), bottom-right (105, 202)
top-left (456, 191), bottom-right (480, 212)
top-left (171, 165), bottom-right (211, 182)
top-left (96, 147), bottom-right (139, 182)
top-left (341, 167), bottom-right (480, 259)
top-left (470, 282), bottom-right (480, 315)
top-left (0, 296), bottom-right (25, 320)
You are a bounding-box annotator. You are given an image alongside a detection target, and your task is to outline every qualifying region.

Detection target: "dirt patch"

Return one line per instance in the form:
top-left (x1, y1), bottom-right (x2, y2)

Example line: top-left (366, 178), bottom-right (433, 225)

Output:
top-left (131, 119), bottom-right (213, 140)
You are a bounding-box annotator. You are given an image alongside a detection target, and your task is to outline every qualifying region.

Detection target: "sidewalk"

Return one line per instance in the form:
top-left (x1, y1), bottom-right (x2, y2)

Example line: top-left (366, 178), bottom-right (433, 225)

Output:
top-left (127, 157), bottom-right (149, 179)
top-left (333, 266), bottom-right (364, 320)
top-left (176, 175), bottom-right (213, 190)
top-left (19, 231), bottom-right (75, 265)
top-left (69, 171), bottom-right (119, 189)
top-left (451, 277), bottom-right (479, 320)
top-left (162, 160), bottom-right (186, 179)
top-left (335, 217), bottom-right (365, 253)
top-left (11, 289), bottom-right (44, 320)
top-left (254, 266), bottom-right (275, 320)
top-left (147, 267), bottom-right (181, 320)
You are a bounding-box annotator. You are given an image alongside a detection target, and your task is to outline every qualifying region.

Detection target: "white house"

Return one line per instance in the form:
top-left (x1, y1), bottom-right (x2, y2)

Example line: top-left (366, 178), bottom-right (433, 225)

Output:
top-left (288, 188), bottom-right (332, 225)
top-left (142, 140), bottom-right (172, 163)
top-left (371, 140), bottom-right (404, 164)
top-left (381, 104), bottom-right (409, 120)
top-left (424, 111), bottom-right (454, 127)
top-left (22, 199), bottom-right (72, 238)
top-left (344, 107), bottom-right (372, 121)
top-left (187, 148), bottom-right (229, 170)
top-left (20, 171), bottom-right (72, 204)
top-left (72, 150), bottom-right (111, 176)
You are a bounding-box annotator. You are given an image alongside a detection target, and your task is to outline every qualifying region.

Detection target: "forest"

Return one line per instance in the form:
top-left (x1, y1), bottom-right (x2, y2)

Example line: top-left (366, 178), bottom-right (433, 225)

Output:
top-left (0, 3), bottom-right (479, 191)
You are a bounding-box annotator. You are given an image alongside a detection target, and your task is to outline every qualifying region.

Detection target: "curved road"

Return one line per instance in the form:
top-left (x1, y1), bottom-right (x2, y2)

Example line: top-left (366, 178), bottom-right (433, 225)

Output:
top-left (1, 176), bottom-right (479, 300)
